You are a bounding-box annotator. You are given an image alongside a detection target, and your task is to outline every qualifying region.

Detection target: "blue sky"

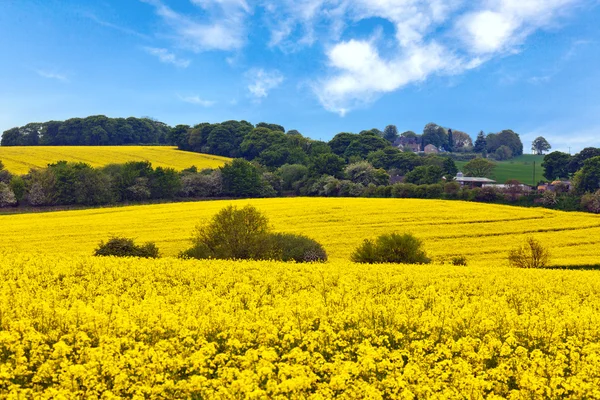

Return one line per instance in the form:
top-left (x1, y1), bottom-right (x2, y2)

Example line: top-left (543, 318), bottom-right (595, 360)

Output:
top-left (1, 0), bottom-right (599, 152)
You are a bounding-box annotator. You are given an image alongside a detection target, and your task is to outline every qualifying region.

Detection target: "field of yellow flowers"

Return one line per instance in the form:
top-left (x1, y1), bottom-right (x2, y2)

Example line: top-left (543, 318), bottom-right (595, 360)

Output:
top-left (1, 197), bottom-right (600, 266)
top-left (2, 198), bottom-right (600, 397)
top-left (0, 146), bottom-right (230, 174)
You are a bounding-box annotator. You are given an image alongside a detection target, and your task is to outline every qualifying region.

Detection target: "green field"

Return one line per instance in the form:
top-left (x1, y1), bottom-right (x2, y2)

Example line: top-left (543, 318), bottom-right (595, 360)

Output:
top-left (457, 154), bottom-right (545, 185)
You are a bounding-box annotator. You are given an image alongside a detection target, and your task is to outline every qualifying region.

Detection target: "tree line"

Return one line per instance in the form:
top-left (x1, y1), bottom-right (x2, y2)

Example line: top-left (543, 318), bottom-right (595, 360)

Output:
top-left (1, 116), bottom-right (171, 146)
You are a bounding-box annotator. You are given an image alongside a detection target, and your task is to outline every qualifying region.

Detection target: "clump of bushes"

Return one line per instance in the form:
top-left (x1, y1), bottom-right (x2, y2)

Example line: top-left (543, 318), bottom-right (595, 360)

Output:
top-left (180, 205), bottom-right (327, 262)
top-left (269, 233), bottom-right (327, 262)
top-left (508, 237), bottom-right (550, 269)
top-left (351, 233), bottom-right (430, 264)
top-left (94, 236), bottom-right (160, 258)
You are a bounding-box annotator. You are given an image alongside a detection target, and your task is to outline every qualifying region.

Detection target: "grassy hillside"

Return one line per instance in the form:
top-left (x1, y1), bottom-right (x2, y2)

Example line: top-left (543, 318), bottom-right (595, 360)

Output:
top-left (457, 154), bottom-right (545, 184)
top-left (2, 197), bottom-right (599, 266)
top-left (0, 146), bottom-right (231, 174)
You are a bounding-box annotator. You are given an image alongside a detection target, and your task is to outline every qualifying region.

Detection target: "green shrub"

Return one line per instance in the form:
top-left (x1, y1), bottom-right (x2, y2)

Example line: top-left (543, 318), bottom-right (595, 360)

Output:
top-left (451, 256), bottom-right (468, 266)
top-left (94, 237), bottom-right (159, 258)
top-left (182, 205), bottom-right (272, 260)
top-left (269, 233), bottom-right (327, 262)
top-left (351, 233), bottom-right (430, 264)
top-left (508, 237), bottom-right (551, 268)
top-left (181, 205), bottom-right (327, 262)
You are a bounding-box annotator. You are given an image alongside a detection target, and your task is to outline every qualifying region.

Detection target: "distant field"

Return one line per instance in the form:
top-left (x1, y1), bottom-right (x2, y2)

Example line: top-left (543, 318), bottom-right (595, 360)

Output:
top-left (457, 154), bottom-right (545, 184)
top-left (0, 146), bottom-right (231, 174)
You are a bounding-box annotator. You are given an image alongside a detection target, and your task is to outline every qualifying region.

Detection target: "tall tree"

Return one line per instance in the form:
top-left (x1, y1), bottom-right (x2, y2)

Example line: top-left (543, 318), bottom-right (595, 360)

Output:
top-left (463, 158), bottom-right (496, 178)
top-left (383, 125), bottom-right (399, 142)
top-left (542, 152), bottom-right (571, 180)
top-left (574, 156), bottom-right (600, 194)
top-left (447, 129), bottom-right (454, 152)
top-left (473, 131), bottom-right (487, 155)
top-left (532, 137), bottom-right (551, 155)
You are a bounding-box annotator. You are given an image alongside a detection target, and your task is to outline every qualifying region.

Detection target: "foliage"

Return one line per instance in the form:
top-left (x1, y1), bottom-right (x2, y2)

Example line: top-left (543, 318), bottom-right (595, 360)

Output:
top-left (181, 205), bottom-right (272, 260)
top-left (1, 116), bottom-right (170, 146)
top-left (383, 125), bottom-right (399, 142)
top-left (179, 169), bottom-right (223, 197)
top-left (494, 145), bottom-right (513, 161)
top-left (421, 123), bottom-right (448, 150)
top-left (451, 256), bottom-right (468, 266)
top-left (344, 161), bottom-right (389, 186)
top-left (367, 148), bottom-right (421, 173)
top-left (351, 232), bottom-right (431, 264)
top-left (542, 151), bottom-right (572, 180)
top-left (463, 158), bottom-right (496, 178)
top-left (568, 147), bottom-right (600, 174)
top-left (532, 136), bottom-right (551, 155)
top-left (473, 131), bottom-right (487, 154)
top-left (269, 232), bottom-right (328, 262)
top-left (309, 153), bottom-right (346, 178)
top-left (94, 236), bottom-right (160, 258)
top-left (404, 165), bottom-right (443, 185)
top-left (573, 156), bottom-right (600, 194)
top-left (0, 182), bottom-right (17, 207)
top-left (486, 130), bottom-right (523, 157)
top-left (220, 159), bottom-right (274, 198)
top-left (581, 190), bottom-right (600, 213)
top-left (508, 237), bottom-right (551, 269)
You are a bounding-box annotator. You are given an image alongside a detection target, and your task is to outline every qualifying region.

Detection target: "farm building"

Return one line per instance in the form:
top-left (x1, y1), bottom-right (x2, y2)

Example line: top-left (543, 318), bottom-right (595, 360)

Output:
top-left (454, 172), bottom-right (496, 187)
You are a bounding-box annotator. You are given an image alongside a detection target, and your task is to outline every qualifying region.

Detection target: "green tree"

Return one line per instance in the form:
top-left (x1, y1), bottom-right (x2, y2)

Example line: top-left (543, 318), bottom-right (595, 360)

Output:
top-left (473, 131), bottom-right (487, 154)
top-left (568, 147), bottom-right (600, 174)
top-left (328, 132), bottom-right (356, 156)
top-left (168, 124), bottom-right (191, 149)
top-left (574, 156), bottom-right (600, 194)
top-left (442, 157), bottom-right (458, 179)
top-left (221, 159), bottom-right (272, 197)
top-left (447, 129), bottom-right (454, 152)
top-left (343, 132), bottom-right (390, 160)
top-left (383, 125), bottom-right (399, 142)
top-left (421, 123), bottom-right (448, 149)
top-left (532, 136), bottom-right (551, 155)
top-left (344, 161), bottom-right (389, 186)
top-left (367, 148), bottom-right (422, 173)
top-left (351, 233), bottom-right (430, 264)
top-left (486, 130), bottom-right (523, 157)
top-left (463, 158), bottom-right (496, 178)
top-left (542, 152), bottom-right (571, 180)
top-left (309, 153), bottom-right (346, 178)
top-left (404, 166), bottom-right (444, 185)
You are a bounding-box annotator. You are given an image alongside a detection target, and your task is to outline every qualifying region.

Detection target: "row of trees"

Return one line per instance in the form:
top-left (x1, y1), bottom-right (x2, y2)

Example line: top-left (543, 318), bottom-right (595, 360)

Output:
top-left (542, 148), bottom-right (600, 193)
top-left (1, 116), bottom-right (171, 146)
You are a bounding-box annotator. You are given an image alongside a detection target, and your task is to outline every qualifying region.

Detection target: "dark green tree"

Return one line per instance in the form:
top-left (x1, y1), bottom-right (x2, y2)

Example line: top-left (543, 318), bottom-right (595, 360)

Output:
top-left (473, 131), bottom-right (487, 154)
top-left (542, 152), bottom-right (571, 180)
top-left (574, 156), bottom-right (600, 193)
top-left (568, 148), bottom-right (600, 174)
top-left (309, 154), bottom-right (346, 178)
top-left (463, 158), bottom-right (496, 178)
top-left (532, 136), bottom-right (551, 155)
top-left (383, 125), bottom-right (399, 142)
top-left (220, 159), bottom-right (271, 197)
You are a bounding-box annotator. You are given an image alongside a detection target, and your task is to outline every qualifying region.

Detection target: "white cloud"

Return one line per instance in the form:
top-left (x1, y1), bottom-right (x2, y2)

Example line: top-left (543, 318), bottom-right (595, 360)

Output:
top-left (246, 69), bottom-right (284, 99)
top-left (144, 47), bottom-right (191, 68)
top-left (35, 70), bottom-right (69, 82)
top-left (142, 0), bottom-right (249, 52)
top-left (178, 94), bottom-right (216, 106)
top-left (263, 0), bottom-right (583, 114)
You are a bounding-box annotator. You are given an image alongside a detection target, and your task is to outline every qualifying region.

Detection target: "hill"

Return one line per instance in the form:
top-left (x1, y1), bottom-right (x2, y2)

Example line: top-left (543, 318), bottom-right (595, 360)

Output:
top-left (456, 154), bottom-right (545, 184)
top-left (0, 146), bottom-right (231, 174)
top-left (1, 197), bottom-right (598, 266)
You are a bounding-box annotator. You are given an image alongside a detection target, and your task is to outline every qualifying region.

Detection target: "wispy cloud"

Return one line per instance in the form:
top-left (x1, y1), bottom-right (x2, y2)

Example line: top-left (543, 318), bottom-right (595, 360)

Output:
top-left (34, 69), bottom-right (69, 82)
top-left (246, 69), bottom-right (284, 99)
top-left (178, 94), bottom-right (216, 107)
top-left (84, 13), bottom-right (151, 40)
top-left (141, 0), bottom-right (249, 52)
top-left (144, 47), bottom-right (191, 68)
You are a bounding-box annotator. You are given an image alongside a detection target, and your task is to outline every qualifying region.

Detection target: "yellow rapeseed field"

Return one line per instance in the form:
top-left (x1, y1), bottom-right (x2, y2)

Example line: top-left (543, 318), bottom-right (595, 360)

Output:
top-left (0, 146), bottom-right (230, 174)
top-left (2, 198), bottom-right (600, 397)
top-left (1, 198), bottom-right (600, 266)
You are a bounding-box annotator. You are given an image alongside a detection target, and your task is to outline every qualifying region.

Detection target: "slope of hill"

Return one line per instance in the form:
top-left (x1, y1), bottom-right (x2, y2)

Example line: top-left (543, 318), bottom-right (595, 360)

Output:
top-left (456, 154), bottom-right (545, 184)
top-left (0, 146), bottom-right (230, 174)
top-left (1, 197), bottom-right (598, 266)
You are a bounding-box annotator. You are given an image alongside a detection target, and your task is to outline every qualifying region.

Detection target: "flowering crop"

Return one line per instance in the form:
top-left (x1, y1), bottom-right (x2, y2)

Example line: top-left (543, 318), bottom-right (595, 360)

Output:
top-left (1, 254), bottom-right (600, 398)
top-left (0, 146), bottom-right (230, 174)
top-left (2, 198), bottom-right (600, 397)
top-left (1, 198), bottom-right (600, 267)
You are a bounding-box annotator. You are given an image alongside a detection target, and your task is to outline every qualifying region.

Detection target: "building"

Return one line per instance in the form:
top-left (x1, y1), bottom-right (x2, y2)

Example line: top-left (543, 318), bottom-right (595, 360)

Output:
top-left (454, 172), bottom-right (496, 187)
top-left (423, 144), bottom-right (439, 154)
top-left (538, 181), bottom-right (573, 192)
top-left (393, 136), bottom-right (421, 152)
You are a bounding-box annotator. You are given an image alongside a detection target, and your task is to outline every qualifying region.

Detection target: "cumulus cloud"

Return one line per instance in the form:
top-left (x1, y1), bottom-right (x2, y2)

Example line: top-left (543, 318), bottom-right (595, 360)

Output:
top-left (246, 69), bottom-right (284, 99)
top-left (144, 47), bottom-right (191, 68)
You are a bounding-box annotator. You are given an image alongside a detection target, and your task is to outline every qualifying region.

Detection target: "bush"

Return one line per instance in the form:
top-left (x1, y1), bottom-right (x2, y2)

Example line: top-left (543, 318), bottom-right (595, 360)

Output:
top-left (269, 233), bottom-right (327, 262)
top-left (508, 237), bottom-right (551, 269)
top-left (581, 190), bottom-right (600, 213)
top-left (451, 256), bottom-right (468, 266)
top-left (181, 205), bottom-right (272, 260)
top-left (181, 205), bottom-right (327, 262)
top-left (94, 237), bottom-right (159, 258)
top-left (351, 233), bottom-right (431, 264)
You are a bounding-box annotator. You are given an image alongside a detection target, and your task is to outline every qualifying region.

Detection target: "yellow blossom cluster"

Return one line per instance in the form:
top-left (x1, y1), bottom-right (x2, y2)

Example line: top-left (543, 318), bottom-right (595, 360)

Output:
top-left (1, 254), bottom-right (600, 398)
top-left (0, 146), bottom-right (230, 174)
top-left (1, 198), bottom-right (600, 267)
